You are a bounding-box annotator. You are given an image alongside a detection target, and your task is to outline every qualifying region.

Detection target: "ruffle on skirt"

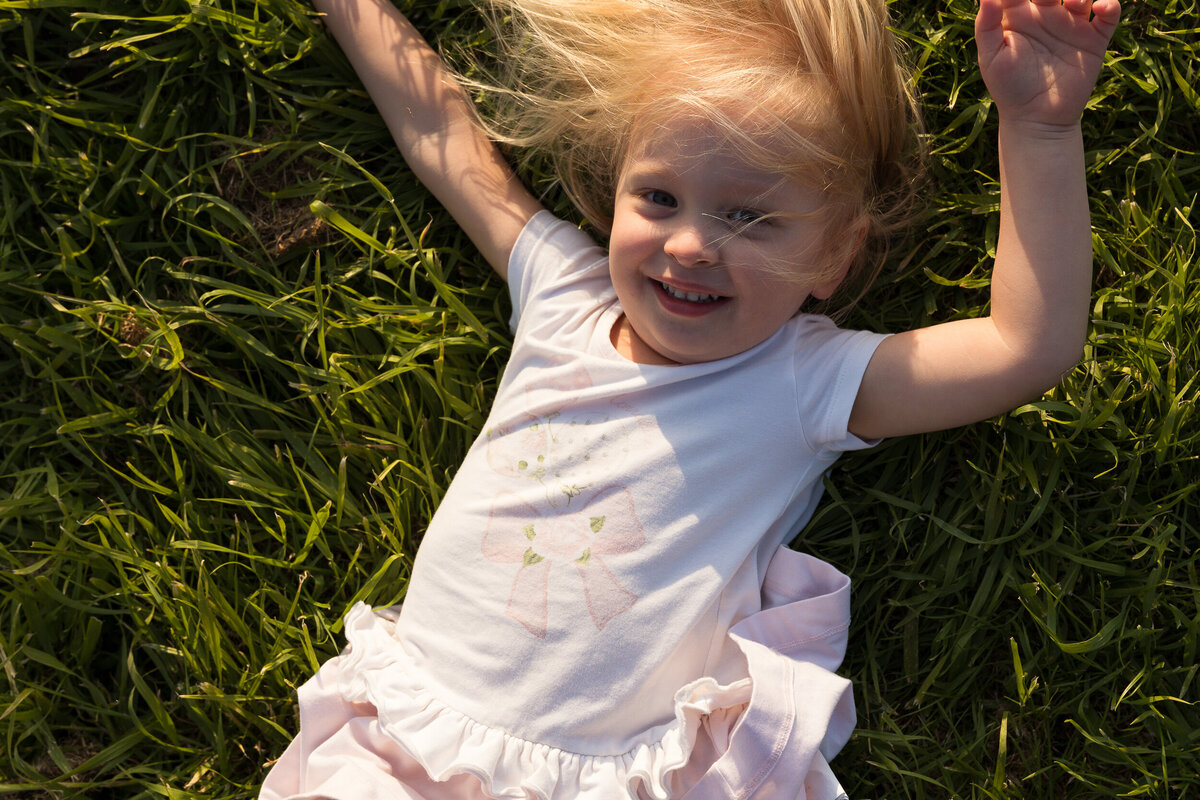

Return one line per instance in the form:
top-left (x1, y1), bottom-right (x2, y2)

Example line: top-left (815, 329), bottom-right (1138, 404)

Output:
top-left (259, 548), bottom-right (854, 800)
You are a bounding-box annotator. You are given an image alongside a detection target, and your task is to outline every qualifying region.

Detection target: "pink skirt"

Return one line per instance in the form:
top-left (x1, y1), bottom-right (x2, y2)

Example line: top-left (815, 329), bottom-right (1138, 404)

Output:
top-left (260, 548), bottom-right (853, 800)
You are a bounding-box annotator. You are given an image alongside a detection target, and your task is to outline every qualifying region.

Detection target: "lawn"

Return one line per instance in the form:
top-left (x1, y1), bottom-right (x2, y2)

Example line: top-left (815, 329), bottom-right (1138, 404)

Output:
top-left (1, 0), bottom-right (1197, 797)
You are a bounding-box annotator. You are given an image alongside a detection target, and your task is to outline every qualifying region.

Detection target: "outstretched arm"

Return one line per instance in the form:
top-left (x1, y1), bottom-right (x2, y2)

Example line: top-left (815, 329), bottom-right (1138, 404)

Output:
top-left (849, 0), bottom-right (1121, 440)
top-left (314, 0), bottom-right (543, 279)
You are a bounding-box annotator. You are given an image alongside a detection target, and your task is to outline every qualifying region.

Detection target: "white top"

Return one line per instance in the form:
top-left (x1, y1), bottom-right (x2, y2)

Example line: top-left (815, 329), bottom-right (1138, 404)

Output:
top-left (282, 211), bottom-right (889, 799)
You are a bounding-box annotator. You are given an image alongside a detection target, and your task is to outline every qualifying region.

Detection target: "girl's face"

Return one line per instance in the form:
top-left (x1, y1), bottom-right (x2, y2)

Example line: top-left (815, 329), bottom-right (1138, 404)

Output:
top-left (607, 122), bottom-right (845, 365)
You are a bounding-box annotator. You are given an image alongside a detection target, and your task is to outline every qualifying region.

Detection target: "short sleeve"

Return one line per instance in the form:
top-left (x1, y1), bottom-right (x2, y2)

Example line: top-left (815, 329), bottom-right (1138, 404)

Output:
top-left (506, 211), bottom-right (608, 332)
top-left (789, 316), bottom-right (890, 454)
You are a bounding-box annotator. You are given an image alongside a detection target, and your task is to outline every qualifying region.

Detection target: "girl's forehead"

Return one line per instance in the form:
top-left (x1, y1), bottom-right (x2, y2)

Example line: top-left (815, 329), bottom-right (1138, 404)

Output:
top-left (630, 116), bottom-right (754, 154)
top-left (625, 116), bottom-right (807, 176)
top-left (622, 119), bottom-right (808, 192)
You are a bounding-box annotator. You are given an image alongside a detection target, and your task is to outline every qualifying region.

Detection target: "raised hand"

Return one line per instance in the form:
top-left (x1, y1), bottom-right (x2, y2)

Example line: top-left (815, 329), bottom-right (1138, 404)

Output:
top-left (975, 0), bottom-right (1121, 128)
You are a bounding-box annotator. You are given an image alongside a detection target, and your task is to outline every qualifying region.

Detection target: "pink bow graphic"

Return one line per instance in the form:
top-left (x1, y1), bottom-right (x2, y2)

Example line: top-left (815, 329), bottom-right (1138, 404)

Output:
top-left (482, 485), bottom-right (645, 638)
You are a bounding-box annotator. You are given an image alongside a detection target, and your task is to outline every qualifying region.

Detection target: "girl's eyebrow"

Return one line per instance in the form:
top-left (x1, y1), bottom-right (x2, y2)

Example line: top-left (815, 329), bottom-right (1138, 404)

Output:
top-left (624, 158), bottom-right (778, 192)
top-left (721, 171), bottom-right (790, 196)
top-left (621, 158), bottom-right (677, 181)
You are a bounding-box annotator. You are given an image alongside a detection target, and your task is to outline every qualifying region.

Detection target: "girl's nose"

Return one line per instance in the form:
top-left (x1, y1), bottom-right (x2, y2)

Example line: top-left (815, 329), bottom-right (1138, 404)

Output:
top-left (663, 220), bottom-right (717, 267)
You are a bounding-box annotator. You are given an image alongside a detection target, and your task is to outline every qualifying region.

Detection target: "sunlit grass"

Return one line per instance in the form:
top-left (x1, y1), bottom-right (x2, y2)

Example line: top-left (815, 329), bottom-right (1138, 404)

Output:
top-left (1, 0), bottom-right (1196, 797)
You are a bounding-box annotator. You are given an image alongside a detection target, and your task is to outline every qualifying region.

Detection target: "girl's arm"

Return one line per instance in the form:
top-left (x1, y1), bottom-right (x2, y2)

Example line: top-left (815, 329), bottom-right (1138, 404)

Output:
top-left (848, 0), bottom-right (1121, 440)
top-left (314, 0), bottom-right (543, 279)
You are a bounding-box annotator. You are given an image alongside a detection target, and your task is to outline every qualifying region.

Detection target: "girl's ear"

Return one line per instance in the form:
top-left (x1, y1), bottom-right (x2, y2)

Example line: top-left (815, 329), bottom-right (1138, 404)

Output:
top-left (811, 218), bottom-right (868, 300)
top-left (811, 262), bottom-right (851, 300)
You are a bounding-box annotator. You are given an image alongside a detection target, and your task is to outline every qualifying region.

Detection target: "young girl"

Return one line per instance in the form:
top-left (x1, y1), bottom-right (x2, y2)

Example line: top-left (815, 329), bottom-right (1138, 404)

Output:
top-left (262, 0), bottom-right (1120, 797)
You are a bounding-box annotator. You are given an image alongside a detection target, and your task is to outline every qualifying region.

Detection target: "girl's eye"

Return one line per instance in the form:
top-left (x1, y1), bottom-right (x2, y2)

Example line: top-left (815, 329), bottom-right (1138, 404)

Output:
top-left (728, 208), bottom-right (764, 226)
top-left (642, 190), bottom-right (677, 208)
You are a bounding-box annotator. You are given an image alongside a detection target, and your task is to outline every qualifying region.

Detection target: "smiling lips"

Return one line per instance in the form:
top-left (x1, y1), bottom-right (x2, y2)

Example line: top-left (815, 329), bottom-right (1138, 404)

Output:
top-left (657, 281), bottom-right (720, 307)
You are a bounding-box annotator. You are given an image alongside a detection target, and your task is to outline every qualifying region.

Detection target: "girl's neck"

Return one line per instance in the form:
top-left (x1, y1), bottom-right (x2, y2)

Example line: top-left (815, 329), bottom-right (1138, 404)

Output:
top-left (610, 314), bottom-right (678, 366)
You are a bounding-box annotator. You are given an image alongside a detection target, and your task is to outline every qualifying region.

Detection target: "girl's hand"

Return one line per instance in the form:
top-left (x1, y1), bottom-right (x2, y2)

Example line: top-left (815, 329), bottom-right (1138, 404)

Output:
top-left (975, 0), bottom-right (1121, 128)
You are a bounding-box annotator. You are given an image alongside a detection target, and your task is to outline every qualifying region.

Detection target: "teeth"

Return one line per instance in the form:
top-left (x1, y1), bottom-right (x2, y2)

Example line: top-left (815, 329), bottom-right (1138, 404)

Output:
top-left (660, 282), bottom-right (720, 303)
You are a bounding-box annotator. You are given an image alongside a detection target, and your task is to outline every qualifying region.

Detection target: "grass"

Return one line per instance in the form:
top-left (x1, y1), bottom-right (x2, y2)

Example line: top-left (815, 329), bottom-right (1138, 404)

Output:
top-left (0, 0), bottom-right (1196, 797)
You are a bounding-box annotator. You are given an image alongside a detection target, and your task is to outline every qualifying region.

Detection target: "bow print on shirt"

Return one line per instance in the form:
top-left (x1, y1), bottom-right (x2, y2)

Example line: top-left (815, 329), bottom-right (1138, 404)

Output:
top-left (482, 485), bottom-right (645, 639)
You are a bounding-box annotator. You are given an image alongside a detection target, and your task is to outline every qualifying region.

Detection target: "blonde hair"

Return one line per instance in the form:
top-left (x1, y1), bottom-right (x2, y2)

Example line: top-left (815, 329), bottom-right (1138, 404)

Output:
top-left (466, 0), bottom-right (924, 310)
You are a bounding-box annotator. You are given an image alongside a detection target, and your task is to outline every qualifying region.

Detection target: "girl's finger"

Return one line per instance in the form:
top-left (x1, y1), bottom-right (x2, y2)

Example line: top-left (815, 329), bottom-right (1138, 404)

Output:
top-left (975, 0), bottom-right (1006, 51)
top-left (1091, 0), bottom-right (1122, 31)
